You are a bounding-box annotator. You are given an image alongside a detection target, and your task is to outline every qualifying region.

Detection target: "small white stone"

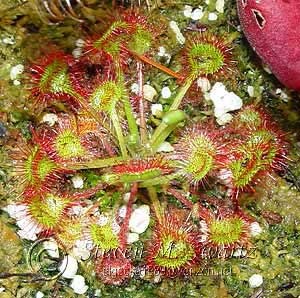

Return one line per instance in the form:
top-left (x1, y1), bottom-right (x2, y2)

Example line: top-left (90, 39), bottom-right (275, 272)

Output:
top-left (0, 288), bottom-right (5, 293)
top-left (143, 84), bottom-right (157, 102)
top-left (41, 113), bottom-right (58, 126)
top-left (43, 239), bottom-right (59, 258)
top-left (10, 64), bottom-right (24, 80)
top-left (158, 46), bottom-right (166, 56)
top-left (17, 229), bottom-right (36, 241)
top-left (191, 8), bottom-right (204, 21)
top-left (216, 113), bottom-right (233, 125)
top-left (209, 82), bottom-right (243, 118)
top-left (161, 86), bottom-right (172, 99)
top-left (275, 88), bottom-right (282, 95)
top-left (280, 90), bottom-right (289, 101)
top-left (157, 141), bottom-right (174, 152)
top-left (16, 218), bottom-right (42, 241)
top-left (71, 175), bottom-right (84, 189)
top-left (69, 205), bottom-right (84, 216)
top-left (119, 205), bottom-right (127, 218)
top-left (127, 232), bottom-right (139, 244)
top-left (249, 274), bottom-right (263, 288)
top-left (151, 103), bottom-right (163, 117)
top-left (183, 5), bottom-right (193, 18)
top-left (129, 205), bottom-right (150, 234)
top-left (36, 291), bottom-right (44, 298)
top-left (247, 86), bottom-right (255, 97)
top-left (75, 38), bottom-right (85, 48)
top-left (111, 220), bottom-right (121, 235)
top-left (169, 21), bottom-right (186, 44)
top-left (2, 36), bottom-right (15, 44)
top-left (72, 48), bottom-right (82, 59)
top-left (250, 222), bottom-right (262, 236)
top-left (216, 0), bottom-right (225, 13)
top-left (70, 275), bottom-right (88, 294)
top-left (72, 240), bottom-right (92, 261)
top-left (197, 77), bottom-right (211, 93)
top-left (208, 12), bottom-right (218, 21)
top-left (59, 255), bottom-right (78, 279)
top-left (263, 65), bottom-right (272, 74)
top-left (131, 83), bottom-right (140, 94)
top-left (98, 214), bottom-right (109, 226)
top-left (123, 192), bottom-right (131, 203)
top-left (3, 204), bottom-right (27, 219)
top-left (13, 79), bottom-right (21, 86)
top-left (153, 275), bottom-right (161, 283)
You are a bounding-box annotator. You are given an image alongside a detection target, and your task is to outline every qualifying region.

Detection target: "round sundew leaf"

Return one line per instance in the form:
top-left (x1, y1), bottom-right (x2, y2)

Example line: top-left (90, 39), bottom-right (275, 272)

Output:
top-left (28, 194), bottom-right (70, 229)
top-left (55, 129), bottom-right (85, 159)
top-left (209, 218), bottom-right (244, 245)
top-left (50, 68), bottom-right (72, 94)
top-left (184, 135), bottom-right (216, 182)
top-left (230, 130), bottom-right (277, 188)
top-left (90, 81), bottom-right (127, 114)
top-left (188, 43), bottom-right (224, 77)
top-left (128, 26), bottom-right (152, 55)
top-left (90, 223), bottom-right (119, 252)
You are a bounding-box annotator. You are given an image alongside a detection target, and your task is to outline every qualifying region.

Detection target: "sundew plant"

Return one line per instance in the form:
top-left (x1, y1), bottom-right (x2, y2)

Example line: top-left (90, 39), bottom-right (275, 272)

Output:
top-left (0, 1), bottom-right (299, 297)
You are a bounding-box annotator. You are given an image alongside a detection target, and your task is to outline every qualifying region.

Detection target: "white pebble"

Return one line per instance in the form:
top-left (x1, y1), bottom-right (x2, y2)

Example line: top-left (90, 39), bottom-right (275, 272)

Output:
top-left (151, 103), bottom-right (163, 117)
top-left (216, 0), bottom-right (225, 13)
top-left (157, 141), bottom-right (174, 152)
top-left (98, 214), bottom-right (109, 226)
top-left (75, 38), bottom-right (85, 48)
top-left (216, 113), bottom-right (233, 125)
top-left (131, 83), bottom-right (140, 94)
top-left (43, 239), bottom-right (59, 258)
top-left (183, 5), bottom-right (193, 18)
top-left (36, 291), bottom-right (44, 298)
top-left (247, 85), bottom-right (255, 97)
top-left (2, 36), bottom-right (15, 45)
top-left (129, 205), bottom-right (150, 234)
top-left (71, 175), bottom-right (84, 189)
top-left (111, 220), bottom-right (121, 235)
top-left (70, 275), bottom-right (88, 294)
top-left (13, 80), bottom-right (21, 86)
top-left (143, 84), bottom-right (157, 102)
top-left (0, 288), bottom-right (5, 293)
top-left (161, 86), bottom-right (172, 99)
top-left (191, 8), bottom-right (204, 21)
top-left (127, 232), bottom-right (139, 244)
top-left (158, 46), bottom-right (166, 56)
top-left (123, 192), bottom-right (131, 203)
top-left (153, 275), bottom-right (161, 283)
top-left (72, 240), bottom-right (92, 261)
top-left (118, 205), bottom-right (127, 218)
top-left (209, 82), bottom-right (243, 118)
top-left (41, 113), bottom-right (58, 126)
top-left (250, 222), bottom-right (262, 236)
top-left (59, 255), bottom-right (78, 279)
top-left (208, 12), bottom-right (218, 21)
top-left (197, 77), bottom-right (211, 93)
top-left (10, 64), bottom-right (24, 80)
top-left (72, 48), bottom-right (82, 59)
top-left (249, 274), bottom-right (263, 288)
top-left (169, 21), bottom-right (186, 44)
top-left (3, 204), bottom-right (27, 219)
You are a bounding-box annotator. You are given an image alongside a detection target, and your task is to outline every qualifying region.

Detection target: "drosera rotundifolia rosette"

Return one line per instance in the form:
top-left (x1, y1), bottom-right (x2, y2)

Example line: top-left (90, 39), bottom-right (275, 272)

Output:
top-left (4, 7), bottom-right (290, 288)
